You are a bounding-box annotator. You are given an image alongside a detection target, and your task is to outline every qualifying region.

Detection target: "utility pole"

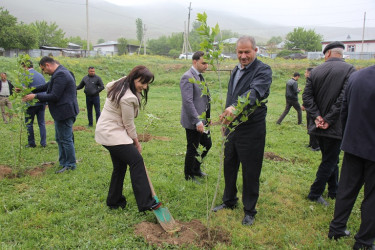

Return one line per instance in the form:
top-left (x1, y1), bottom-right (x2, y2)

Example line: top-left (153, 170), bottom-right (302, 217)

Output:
top-left (181, 3), bottom-right (192, 59)
top-left (361, 12), bottom-right (366, 53)
top-left (143, 24), bottom-right (147, 55)
top-left (86, 0), bottom-right (89, 57)
top-left (186, 2), bottom-right (192, 59)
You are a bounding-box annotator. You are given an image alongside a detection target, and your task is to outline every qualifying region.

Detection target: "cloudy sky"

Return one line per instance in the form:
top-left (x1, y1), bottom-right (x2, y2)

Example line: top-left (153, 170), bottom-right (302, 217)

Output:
top-left (104, 0), bottom-right (375, 28)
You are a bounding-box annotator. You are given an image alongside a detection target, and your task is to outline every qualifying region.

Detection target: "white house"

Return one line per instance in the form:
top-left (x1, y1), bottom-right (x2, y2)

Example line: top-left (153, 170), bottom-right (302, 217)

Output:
top-left (93, 41), bottom-right (119, 55)
top-left (322, 35), bottom-right (375, 53)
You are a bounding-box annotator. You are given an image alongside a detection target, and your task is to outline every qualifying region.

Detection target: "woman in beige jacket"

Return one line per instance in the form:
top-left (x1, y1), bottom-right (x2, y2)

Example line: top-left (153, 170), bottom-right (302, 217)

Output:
top-left (95, 66), bottom-right (160, 211)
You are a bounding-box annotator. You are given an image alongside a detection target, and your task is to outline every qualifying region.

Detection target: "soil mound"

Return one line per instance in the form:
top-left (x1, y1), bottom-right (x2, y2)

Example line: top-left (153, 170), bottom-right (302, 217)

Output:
top-left (134, 219), bottom-right (230, 248)
top-left (264, 151), bottom-right (287, 161)
top-left (138, 133), bottom-right (171, 142)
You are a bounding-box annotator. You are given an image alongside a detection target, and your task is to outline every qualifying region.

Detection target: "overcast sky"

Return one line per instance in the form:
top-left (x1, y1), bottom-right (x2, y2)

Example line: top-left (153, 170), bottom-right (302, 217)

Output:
top-left (105, 0), bottom-right (375, 28)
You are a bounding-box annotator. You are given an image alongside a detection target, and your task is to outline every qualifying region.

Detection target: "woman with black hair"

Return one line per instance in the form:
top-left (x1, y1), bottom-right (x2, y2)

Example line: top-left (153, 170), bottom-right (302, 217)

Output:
top-left (95, 65), bottom-right (160, 211)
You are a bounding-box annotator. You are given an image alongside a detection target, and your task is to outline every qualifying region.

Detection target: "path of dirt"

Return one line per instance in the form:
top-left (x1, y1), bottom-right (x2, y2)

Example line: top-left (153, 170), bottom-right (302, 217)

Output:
top-left (0, 162), bottom-right (55, 179)
top-left (138, 133), bottom-right (171, 142)
top-left (264, 152), bottom-right (288, 161)
top-left (134, 219), bottom-right (230, 248)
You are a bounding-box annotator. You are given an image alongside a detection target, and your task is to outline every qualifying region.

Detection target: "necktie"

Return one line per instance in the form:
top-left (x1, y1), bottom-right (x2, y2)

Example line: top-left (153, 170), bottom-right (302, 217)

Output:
top-left (198, 74), bottom-right (204, 82)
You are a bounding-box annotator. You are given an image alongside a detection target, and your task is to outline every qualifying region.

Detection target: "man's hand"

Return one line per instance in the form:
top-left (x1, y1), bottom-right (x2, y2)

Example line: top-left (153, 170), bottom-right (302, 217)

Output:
top-left (196, 122), bottom-right (204, 133)
top-left (219, 106), bottom-right (236, 125)
top-left (22, 94), bottom-right (36, 102)
top-left (315, 116), bottom-right (329, 129)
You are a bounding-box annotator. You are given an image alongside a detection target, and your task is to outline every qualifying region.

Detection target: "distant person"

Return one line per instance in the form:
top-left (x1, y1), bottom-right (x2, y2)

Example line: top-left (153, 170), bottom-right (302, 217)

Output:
top-left (95, 66), bottom-right (161, 212)
top-left (328, 65), bottom-right (375, 250)
top-left (77, 66), bottom-right (104, 127)
top-left (23, 56), bottom-right (79, 174)
top-left (22, 60), bottom-right (47, 148)
top-left (302, 41), bottom-right (355, 206)
top-left (213, 36), bottom-right (272, 226)
top-left (180, 51), bottom-right (212, 182)
top-left (276, 72), bottom-right (302, 125)
top-left (0, 72), bottom-right (14, 123)
top-left (301, 67), bottom-right (320, 151)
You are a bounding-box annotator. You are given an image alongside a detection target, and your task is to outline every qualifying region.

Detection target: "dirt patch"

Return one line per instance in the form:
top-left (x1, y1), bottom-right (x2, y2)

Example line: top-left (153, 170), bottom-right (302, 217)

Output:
top-left (0, 162), bottom-right (55, 179)
top-left (138, 133), bottom-right (171, 142)
top-left (73, 126), bottom-right (87, 131)
top-left (0, 165), bottom-right (13, 179)
top-left (134, 219), bottom-right (230, 248)
top-left (264, 152), bottom-right (287, 162)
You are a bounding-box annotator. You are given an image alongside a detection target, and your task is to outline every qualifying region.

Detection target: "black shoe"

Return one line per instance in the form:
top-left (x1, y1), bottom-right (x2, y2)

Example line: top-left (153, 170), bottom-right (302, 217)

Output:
top-left (212, 203), bottom-right (236, 212)
top-left (150, 202), bottom-right (162, 211)
top-left (196, 171), bottom-right (208, 178)
top-left (353, 242), bottom-right (375, 250)
top-left (309, 196), bottom-right (329, 206)
top-left (311, 147), bottom-right (320, 151)
top-left (242, 214), bottom-right (255, 226)
top-left (108, 204), bottom-right (126, 210)
top-left (328, 230), bottom-right (350, 240)
top-left (26, 144), bottom-right (36, 148)
top-left (55, 166), bottom-right (74, 174)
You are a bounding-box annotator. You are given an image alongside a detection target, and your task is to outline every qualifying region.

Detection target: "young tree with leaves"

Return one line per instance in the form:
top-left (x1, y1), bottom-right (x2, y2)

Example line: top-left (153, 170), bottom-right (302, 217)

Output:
top-left (32, 20), bottom-right (68, 48)
top-left (285, 27), bottom-right (322, 51)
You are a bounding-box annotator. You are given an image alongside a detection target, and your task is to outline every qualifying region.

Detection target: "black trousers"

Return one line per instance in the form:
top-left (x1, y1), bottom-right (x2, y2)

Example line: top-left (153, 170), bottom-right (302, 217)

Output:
top-left (86, 95), bottom-right (101, 126)
top-left (329, 153), bottom-right (375, 247)
top-left (308, 136), bottom-right (341, 200)
top-left (103, 144), bottom-right (155, 211)
top-left (222, 118), bottom-right (266, 216)
top-left (184, 128), bottom-right (212, 178)
top-left (277, 99), bottom-right (302, 124)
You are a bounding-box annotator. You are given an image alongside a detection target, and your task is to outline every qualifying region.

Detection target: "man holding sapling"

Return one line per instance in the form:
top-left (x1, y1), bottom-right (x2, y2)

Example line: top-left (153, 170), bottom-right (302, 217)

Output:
top-left (180, 51), bottom-right (212, 183)
top-left (213, 36), bottom-right (272, 226)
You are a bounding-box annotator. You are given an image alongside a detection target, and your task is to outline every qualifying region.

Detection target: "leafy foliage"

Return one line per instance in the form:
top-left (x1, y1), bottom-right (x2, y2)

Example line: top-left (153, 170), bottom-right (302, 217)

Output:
top-left (117, 37), bottom-right (128, 55)
top-left (135, 18), bottom-right (143, 43)
top-left (285, 27), bottom-right (323, 51)
top-left (68, 36), bottom-right (92, 50)
top-left (0, 7), bottom-right (38, 49)
top-left (31, 20), bottom-right (68, 48)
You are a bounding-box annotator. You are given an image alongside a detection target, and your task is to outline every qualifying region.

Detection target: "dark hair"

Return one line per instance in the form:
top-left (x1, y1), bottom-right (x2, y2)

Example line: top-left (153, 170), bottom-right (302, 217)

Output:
top-left (192, 51), bottom-right (204, 61)
top-left (293, 72), bottom-right (300, 77)
top-left (39, 56), bottom-right (56, 66)
top-left (88, 66), bottom-right (95, 70)
top-left (1, 72), bottom-right (7, 75)
top-left (107, 65), bottom-right (154, 108)
top-left (21, 60), bottom-right (33, 68)
top-left (306, 67), bottom-right (313, 72)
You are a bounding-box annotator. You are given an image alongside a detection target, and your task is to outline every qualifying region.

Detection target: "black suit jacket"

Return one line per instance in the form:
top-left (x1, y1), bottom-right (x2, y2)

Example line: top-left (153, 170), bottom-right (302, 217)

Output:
top-left (226, 58), bottom-right (272, 124)
top-left (34, 65), bottom-right (79, 121)
top-left (341, 65), bottom-right (375, 162)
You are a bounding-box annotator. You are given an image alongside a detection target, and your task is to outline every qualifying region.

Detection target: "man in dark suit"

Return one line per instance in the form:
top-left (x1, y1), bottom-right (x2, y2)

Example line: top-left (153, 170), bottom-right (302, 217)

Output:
top-left (180, 51), bottom-right (212, 182)
top-left (302, 41), bottom-right (355, 206)
top-left (328, 65), bottom-right (375, 250)
top-left (213, 36), bottom-right (272, 226)
top-left (23, 56), bottom-right (79, 173)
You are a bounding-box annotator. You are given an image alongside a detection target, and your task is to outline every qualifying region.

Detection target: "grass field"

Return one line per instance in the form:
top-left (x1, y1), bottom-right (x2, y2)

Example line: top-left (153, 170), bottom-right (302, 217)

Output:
top-left (0, 56), bottom-right (374, 249)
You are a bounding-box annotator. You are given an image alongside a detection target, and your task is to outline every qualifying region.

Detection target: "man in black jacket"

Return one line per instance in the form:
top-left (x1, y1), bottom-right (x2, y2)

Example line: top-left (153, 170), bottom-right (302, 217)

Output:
top-left (302, 41), bottom-right (355, 206)
top-left (77, 67), bottom-right (104, 127)
top-left (23, 56), bottom-right (79, 174)
top-left (276, 72), bottom-right (302, 125)
top-left (0, 72), bottom-right (14, 123)
top-left (328, 65), bottom-right (375, 250)
top-left (213, 36), bottom-right (272, 226)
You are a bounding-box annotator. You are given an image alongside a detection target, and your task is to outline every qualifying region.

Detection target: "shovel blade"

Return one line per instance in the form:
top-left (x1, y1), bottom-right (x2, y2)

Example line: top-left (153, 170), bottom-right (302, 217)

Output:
top-left (153, 207), bottom-right (180, 233)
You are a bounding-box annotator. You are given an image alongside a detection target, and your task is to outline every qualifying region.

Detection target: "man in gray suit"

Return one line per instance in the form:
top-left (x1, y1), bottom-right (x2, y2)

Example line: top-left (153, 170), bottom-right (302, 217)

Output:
top-left (180, 51), bottom-right (212, 182)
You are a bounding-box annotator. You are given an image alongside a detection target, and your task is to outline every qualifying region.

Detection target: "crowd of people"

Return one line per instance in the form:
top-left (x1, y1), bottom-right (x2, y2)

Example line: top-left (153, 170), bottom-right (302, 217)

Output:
top-left (1, 37), bottom-right (374, 249)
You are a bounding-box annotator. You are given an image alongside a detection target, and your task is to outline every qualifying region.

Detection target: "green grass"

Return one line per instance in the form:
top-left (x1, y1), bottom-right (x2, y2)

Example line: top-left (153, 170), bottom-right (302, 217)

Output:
top-left (1, 56), bottom-right (373, 249)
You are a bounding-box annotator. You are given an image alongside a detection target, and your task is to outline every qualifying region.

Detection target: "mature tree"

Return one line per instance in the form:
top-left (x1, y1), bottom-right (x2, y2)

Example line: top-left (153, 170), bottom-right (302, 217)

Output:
top-left (32, 20), bottom-right (68, 48)
top-left (148, 36), bottom-right (169, 56)
top-left (0, 8), bottom-right (37, 49)
top-left (117, 37), bottom-right (128, 55)
top-left (267, 36), bottom-right (283, 46)
top-left (136, 18), bottom-right (143, 44)
top-left (285, 27), bottom-right (322, 51)
top-left (97, 38), bottom-right (105, 44)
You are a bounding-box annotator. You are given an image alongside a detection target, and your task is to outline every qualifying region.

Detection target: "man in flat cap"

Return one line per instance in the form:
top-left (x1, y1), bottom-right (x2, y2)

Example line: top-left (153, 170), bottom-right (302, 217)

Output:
top-left (302, 41), bottom-right (355, 206)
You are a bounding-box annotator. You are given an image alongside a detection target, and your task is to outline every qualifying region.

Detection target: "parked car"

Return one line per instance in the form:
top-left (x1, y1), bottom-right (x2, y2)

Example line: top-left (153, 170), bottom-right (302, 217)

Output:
top-left (283, 53), bottom-right (307, 60)
top-left (257, 53), bottom-right (270, 58)
top-left (220, 54), bottom-right (231, 59)
top-left (179, 53), bottom-right (193, 59)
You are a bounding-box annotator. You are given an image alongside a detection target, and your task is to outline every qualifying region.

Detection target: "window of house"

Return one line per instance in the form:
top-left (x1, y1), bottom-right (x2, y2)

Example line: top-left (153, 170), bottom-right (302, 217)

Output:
top-left (347, 45), bottom-right (355, 52)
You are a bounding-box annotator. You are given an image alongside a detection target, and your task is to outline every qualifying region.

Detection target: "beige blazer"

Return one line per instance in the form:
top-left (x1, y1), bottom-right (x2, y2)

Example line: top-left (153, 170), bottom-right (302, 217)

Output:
top-left (95, 79), bottom-right (140, 146)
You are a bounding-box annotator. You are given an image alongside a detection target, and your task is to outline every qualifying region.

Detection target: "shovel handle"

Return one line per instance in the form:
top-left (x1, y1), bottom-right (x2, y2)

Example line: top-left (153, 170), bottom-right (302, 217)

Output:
top-left (144, 162), bottom-right (156, 197)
